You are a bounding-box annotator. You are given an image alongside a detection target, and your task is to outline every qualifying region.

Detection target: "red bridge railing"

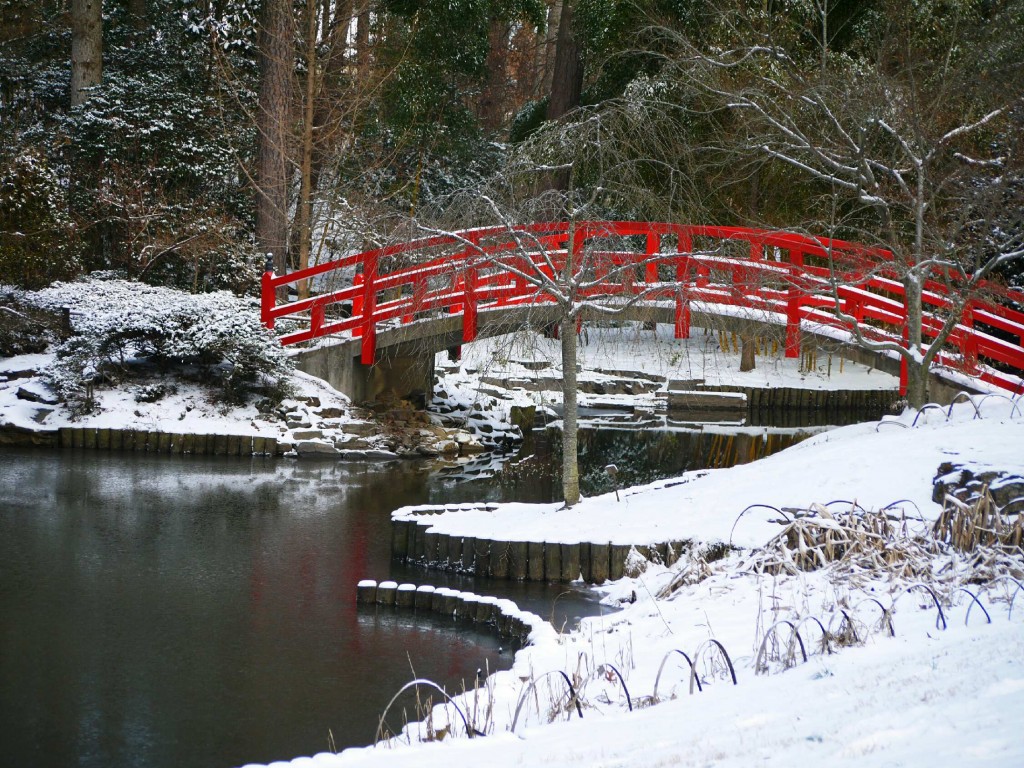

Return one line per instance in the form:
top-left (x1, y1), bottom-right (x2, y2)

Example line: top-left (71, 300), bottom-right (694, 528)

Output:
top-left (261, 221), bottom-right (1024, 395)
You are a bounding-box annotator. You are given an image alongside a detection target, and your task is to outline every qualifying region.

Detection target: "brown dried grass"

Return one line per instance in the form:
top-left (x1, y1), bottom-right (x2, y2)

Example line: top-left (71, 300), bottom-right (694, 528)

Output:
top-left (741, 495), bottom-right (1023, 587)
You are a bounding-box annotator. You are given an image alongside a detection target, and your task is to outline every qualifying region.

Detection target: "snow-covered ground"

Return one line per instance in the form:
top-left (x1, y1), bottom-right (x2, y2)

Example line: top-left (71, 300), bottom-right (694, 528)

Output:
top-left (392, 402), bottom-right (1024, 548)
top-left (456, 322), bottom-right (899, 391)
top-left (1, 321), bottom-right (900, 457)
top-left (248, 610), bottom-right (1024, 768)
top-left (0, 351), bottom-right (337, 437)
top-left (0, 359), bottom-right (513, 457)
top-left (439, 324), bottom-right (899, 421)
top-left (243, 395), bottom-right (1023, 768)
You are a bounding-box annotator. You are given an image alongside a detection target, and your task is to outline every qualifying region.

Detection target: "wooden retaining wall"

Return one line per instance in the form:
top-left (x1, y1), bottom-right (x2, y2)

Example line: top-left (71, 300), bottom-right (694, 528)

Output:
top-left (355, 579), bottom-right (547, 649)
top-left (55, 427), bottom-right (280, 456)
top-left (391, 505), bottom-right (711, 584)
top-left (697, 384), bottom-right (898, 414)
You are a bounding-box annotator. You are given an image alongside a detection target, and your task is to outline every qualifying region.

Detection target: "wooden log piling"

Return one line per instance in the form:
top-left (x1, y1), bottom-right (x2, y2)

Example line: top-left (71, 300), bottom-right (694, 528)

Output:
top-left (356, 579), bottom-right (377, 605)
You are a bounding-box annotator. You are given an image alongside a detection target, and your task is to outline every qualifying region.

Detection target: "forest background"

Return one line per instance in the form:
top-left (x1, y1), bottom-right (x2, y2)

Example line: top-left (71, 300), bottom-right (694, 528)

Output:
top-left (2, 0), bottom-right (1021, 292)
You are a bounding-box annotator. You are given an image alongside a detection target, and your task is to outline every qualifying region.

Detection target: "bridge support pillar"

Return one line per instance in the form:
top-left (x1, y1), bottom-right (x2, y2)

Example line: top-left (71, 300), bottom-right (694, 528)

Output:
top-left (785, 322), bottom-right (801, 358)
top-left (674, 297), bottom-right (691, 339)
top-left (292, 343), bottom-right (436, 407)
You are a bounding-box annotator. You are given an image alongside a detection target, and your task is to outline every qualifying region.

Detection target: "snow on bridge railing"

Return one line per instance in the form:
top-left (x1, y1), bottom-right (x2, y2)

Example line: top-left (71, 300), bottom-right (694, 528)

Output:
top-left (261, 221), bottom-right (1024, 395)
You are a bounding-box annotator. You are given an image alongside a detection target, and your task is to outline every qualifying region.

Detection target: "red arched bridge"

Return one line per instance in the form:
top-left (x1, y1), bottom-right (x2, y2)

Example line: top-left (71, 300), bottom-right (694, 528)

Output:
top-left (261, 221), bottom-right (1024, 401)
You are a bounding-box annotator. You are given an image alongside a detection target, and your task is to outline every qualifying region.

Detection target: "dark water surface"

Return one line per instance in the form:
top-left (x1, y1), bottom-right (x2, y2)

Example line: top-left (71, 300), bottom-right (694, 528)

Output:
top-left (0, 448), bottom-right (603, 768)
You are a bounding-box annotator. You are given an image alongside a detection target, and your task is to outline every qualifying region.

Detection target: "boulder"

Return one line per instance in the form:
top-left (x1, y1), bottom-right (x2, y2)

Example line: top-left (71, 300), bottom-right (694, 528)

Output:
top-left (362, 449), bottom-right (400, 460)
top-left (343, 420), bottom-right (378, 437)
top-left (295, 439), bottom-right (338, 457)
top-left (334, 437), bottom-right (371, 450)
top-left (16, 383), bottom-right (60, 405)
top-left (315, 406), bottom-right (345, 419)
top-left (284, 411), bottom-right (312, 428)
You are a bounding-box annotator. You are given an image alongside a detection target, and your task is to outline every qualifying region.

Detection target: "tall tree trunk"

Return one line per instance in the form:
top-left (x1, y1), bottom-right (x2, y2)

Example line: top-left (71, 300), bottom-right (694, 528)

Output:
top-left (356, 1), bottom-right (372, 82)
top-left (479, 18), bottom-right (510, 131)
top-left (560, 313), bottom-right (580, 506)
top-left (311, 0), bottom-right (354, 171)
top-left (70, 0), bottom-right (103, 107)
top-left (256, 0), bottom-right (292, 293)
top-left (325, 0), bottom-right (354, 85)
top-left (295, 0), bottom-right (319, 301)
top-left (541, 0), bottom-right (562, 95)
top-left (547, 0), bottom-right (582, 121)
top-left (559, 216), bottom-right (581, 507)
top-left (740, 333), bottom-right (756, 371)
top-left (541, 0), bottom-right (582, 199)
top-left (902, 272), bottom-right (929, 408)
top-left (905, 358), bottom-right (928, 410)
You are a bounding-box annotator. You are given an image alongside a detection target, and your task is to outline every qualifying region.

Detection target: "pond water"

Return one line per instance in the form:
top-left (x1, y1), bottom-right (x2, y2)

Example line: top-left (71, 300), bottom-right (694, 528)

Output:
top-left (0, 403), bottom-right (875, 768)
top-left (0, 448), bottom-right (603, 768)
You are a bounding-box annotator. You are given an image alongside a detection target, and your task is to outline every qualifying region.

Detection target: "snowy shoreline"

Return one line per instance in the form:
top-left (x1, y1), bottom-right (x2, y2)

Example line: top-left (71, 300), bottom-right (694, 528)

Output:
top-left (240, 396), bottom-right (1023, 768)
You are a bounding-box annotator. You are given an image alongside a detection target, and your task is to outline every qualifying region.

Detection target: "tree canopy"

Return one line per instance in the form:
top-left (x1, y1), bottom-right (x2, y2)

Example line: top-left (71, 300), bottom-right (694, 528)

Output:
top-left (0, 0), bottom-right (1019, 305)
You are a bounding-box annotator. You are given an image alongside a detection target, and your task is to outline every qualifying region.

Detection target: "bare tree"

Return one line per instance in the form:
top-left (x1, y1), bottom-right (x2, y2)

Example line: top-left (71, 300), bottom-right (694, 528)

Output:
top-left (649, 4), bottom-right (1024, 406)
top-left (420, 177), bottom-right (694, 506)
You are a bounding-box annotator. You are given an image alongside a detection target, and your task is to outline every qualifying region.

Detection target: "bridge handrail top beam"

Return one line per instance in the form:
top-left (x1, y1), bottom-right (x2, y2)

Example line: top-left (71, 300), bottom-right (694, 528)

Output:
top-left (266, 219), bottom-right (1023, 310)
top-left (264, 221), bottom-right (901, 284)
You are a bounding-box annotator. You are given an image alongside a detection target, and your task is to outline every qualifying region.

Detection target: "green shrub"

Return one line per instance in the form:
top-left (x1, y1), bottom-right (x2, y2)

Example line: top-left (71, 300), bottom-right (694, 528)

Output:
top-left (0, 151), bottom-right (82, 289)
top-left (0, 285), bottom-right (63, 356)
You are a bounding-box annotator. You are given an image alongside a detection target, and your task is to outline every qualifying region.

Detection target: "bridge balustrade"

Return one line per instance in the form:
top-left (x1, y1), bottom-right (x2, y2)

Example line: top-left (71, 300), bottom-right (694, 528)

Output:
top-left (261, 222), bottom-right (1024, 395)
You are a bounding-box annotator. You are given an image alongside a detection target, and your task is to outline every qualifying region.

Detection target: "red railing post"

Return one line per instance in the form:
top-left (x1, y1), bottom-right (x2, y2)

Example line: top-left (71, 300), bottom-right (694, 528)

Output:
top-left (899, 324), bottom-right (909, 396)
top-left (961, 303), bottom-right (979, 374)
top-left (261, 269), bottom-right (277, 330)
top-left (572, 223), bottom-right (587, 262)
top-left (352, 272), bottom-right (364, 337)
top-left (463, 267), bottom-right (478, 343)
top-left (311, 301), bottom-right (324, 336)
top-left (675, 231), bottom-right (692, 281)
top-left (850, 297), bottom-right (863, 324)
top-left (360, 255), bottom-right (377, 365)
top-left (675, 290), bottom-right (691, 339)
top-left (674, 230), bottom-right (693, 339)
top-left (785, 249), bottom-right (803, 358)
top-left (449, 274), bottom-right (464, 315)
top-left (744, 238), bottom-right (763, 297)
top-left (645, 231), bottom-right (660, 283)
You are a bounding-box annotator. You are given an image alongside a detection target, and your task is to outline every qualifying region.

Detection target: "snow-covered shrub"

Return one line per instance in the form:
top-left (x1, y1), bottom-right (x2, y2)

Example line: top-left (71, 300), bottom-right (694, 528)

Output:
top-left (27, 279), bottom-right (292, 410)
top-left (134, 382), bottom-right (178, 403)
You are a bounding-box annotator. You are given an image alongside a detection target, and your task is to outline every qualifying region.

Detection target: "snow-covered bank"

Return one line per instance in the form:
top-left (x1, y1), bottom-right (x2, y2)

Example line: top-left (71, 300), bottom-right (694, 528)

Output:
top-left (0, 356), bottom-right (519, 458)
top-left (452, 323), bottom-right (901, 397)
top-left (0, 279), bottom-right (523, 457)
top-left (248, 617), bottom-right (1024, 768)
top-left (245, 397), bottom-right (1023, 768)
top-left (393, 400), bottom-right (1024, 549)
